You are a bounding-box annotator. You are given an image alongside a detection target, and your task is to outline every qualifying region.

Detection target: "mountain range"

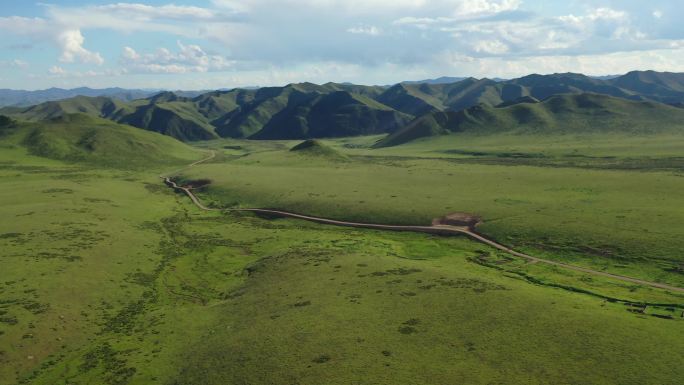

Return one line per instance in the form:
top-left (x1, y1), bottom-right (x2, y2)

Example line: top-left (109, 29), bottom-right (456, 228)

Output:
top-left (0, 87), bottom-right (210, 108)
top-left (376, 93), bottom-right (684, 147)
top-left (2, 70), bottom-right (684, 145)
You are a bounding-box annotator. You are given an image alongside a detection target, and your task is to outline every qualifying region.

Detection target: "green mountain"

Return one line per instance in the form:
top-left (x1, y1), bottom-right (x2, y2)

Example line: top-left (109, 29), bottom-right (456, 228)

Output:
top-left (377, 93), bottom-right (684, 147)
top-left (1, 84), bottom-right (407, 141)
top-left (5, 71), bottom-right (684, 143)
top-left (214, 85), bottom-right (308, 138)
top-left (7, 96), bottom-right (127, 121)
top-left (3, 93), bottom-right (222, 141)
top-left (116, 101), bottom-right (218, 141)
top-left (609, 71), bottom-right (684, 103)
top-left (376, 72), bottom-right (684, 116)
top-left (377, 78), bottom-right (507, 115)
top-left (376, 83), bottom-right (445, 116)
top-left (251, 91), bottom-right (411, 139)
top-left (17, 113), bottom-right (200, 168)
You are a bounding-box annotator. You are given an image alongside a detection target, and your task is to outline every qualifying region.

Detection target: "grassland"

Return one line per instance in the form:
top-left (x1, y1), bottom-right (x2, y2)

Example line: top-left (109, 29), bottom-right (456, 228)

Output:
top-left (1, 119), bottom-right (684, 384)
top-left (183, 132), bottom-right (684, 290)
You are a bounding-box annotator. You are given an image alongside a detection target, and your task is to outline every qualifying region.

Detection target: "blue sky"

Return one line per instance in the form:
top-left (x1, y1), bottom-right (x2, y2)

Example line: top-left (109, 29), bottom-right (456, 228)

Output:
top-left (0, 0), bottom-right (683, 90)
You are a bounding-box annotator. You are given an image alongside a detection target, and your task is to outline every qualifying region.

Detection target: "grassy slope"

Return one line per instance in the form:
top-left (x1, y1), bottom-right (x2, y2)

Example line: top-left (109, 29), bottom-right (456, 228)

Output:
top-left (116, 101), bottom-right (219, 141)
top-left (610, 70), bottom-right (684, 101)
top-left (379, 93), bottom-right (684, 147)
top-left (252, 91), bottom-right (411, 139)
top-left (3, 96), bottom-right (125, 121)
top-left (184, 133), bottom-right (684, 288)
top-left (289, 139), bottom-right (349, 161)
top-left (13, 114), bottom-right (201, 168)
top-left (1, 127), bottom-right (683, 385)
top-left (2, 95), bottom-right (219, 142)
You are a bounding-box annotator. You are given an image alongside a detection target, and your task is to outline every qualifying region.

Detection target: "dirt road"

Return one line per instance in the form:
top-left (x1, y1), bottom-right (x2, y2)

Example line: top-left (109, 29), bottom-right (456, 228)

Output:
top-left (164, 151), bottom-right (684, 294)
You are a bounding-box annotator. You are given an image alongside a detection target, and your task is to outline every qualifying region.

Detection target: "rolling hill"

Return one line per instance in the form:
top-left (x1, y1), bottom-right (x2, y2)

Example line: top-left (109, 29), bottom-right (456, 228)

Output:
top-left (1, 84), bottom-right (409, 141)
top-left (289, 139), bottom-right (349, 161)
top-left (11, 113), bottom-right (200, 168)
top-left (4, 71), bottom-right (684, 142)
top-left (376, 93), bottom-right (684, 147)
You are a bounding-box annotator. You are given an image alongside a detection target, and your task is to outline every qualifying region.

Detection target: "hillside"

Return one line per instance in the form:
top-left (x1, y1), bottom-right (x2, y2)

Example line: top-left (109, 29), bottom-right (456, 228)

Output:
top-left (251, 91), bottom-right (411, 139)
top-left (610, 70), bottom-right (684, 103)
top-left (377, 93), bottom-right (684, 147)
top-left (0, 114), bottom-right (13, 128)
top-left (289, 139), bottom-right (349, 160)
top-left (5, 96), bottom-right (127, 121)
top-left (383, 71), bottom-right (684, 114)
top-left (14, 113), bottom-right (200, 168)
top-left (117, 102), bottom-right (218, 141)
top-left (5, 71), bottom-right (684, 142)
top-left (1, 85), bottom-right (408, 141)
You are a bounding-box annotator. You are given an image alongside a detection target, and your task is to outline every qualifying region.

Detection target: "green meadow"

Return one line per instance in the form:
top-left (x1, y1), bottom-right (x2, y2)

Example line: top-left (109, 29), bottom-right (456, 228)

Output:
top-left (184, 133), bottom-right (684, 287)
top-left (1, 118), bottom-right (683, 384)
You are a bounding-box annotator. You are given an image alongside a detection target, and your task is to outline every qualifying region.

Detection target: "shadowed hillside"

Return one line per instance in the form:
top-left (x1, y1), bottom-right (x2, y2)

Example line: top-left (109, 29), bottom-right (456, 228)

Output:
top-left (289, 139), bottom-right (349, 160)
top-left (377, 93), bottom-right (684, 147)
top-left (5, 71), bottom-right (684, 142)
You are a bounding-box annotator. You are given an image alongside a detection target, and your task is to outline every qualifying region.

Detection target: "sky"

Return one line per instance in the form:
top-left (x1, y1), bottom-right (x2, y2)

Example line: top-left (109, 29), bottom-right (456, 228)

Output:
top-left (0, 0), bottom-right (683, 90)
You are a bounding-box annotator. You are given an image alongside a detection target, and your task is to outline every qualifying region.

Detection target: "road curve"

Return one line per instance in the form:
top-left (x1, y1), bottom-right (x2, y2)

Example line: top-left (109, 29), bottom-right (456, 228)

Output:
top-left (163, 151), bottom-right (684, 294)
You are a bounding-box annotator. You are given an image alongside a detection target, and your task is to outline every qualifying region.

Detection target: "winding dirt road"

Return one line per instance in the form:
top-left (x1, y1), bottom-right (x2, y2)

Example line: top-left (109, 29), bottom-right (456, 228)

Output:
top-left (163, 150), bottom-right (684, 294)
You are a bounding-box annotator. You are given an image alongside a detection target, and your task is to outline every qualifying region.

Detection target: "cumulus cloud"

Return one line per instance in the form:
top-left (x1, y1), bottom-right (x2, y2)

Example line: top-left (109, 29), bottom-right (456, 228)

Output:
top-left (557, 7), bottom-right (639, 40)
top-left (57, 30), bottom-right (104, 65)
top-left (453, 0), bottom-right (521, 18)
top-left (0, 16), bottom-right (104, 65)
top-left (120, 42), bottom-right (235, 74)
top-left (3, 1), bottom-right (684, 89)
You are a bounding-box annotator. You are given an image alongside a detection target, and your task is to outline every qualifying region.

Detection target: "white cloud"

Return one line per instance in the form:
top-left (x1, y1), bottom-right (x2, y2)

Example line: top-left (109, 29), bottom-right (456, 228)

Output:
top-left (347, 25), bottom-right (382, 36)
top-left (473, 39), bottom-right (509, 54)
top-left (557, 7), bottom-right (642, 41)
top-left (453, 0), bottom-right (521, 18)
top-left (0, 59), bottom-right (29, 69)
top-left (3, 1), bottom-right (684, 90)
top-left (122, 46), bottom-right (140, 61)
top-left (46, 65), bottom-right (125, 79)
top-left (211, 0), bottom-right (430, 13)
top-left (435, 47), bottom-right (684, 78)
top-left (0, 16), bottom-right (104, 65)
top-left (0, 16), bottom-right (51, 37)
top-left (120, 42), bottom-right (235, 74)
top-left (57, 30), bottom-right (104, 65)
top-left (95, 3), bottom-right (219, 20)
top-left (48, 65), bottom-right (66, 75)
top-left (212, 0), bottom-right (519, 17)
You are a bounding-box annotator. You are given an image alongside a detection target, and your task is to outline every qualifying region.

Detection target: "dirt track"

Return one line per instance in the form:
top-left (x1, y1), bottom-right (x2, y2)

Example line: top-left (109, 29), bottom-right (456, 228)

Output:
top-left (164, 150), bottom-right (684, 294)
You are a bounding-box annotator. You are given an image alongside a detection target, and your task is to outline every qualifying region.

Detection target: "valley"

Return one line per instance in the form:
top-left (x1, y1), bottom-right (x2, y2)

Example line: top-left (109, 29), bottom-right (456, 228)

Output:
top-left (1, 72), bottom-right (684, 385)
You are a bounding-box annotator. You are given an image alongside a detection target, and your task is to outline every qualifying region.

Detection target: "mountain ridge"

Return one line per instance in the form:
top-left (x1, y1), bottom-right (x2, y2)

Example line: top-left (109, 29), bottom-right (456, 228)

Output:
top-left (4, 71), bottom-right (684, 142)
top-left (376, 93), bottom-right (684, 147)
